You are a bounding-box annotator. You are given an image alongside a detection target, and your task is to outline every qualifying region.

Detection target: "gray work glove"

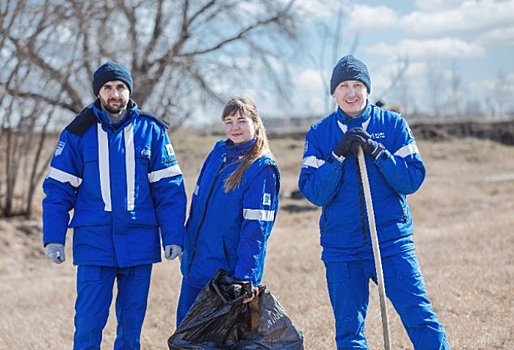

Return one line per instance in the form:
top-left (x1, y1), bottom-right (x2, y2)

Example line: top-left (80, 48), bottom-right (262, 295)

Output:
top-left (333, 128), bottom-right (369, 158)
top-left (164, 244), bottom-right (182, 260)
top-left (45, 243), bottom-right (65, 264)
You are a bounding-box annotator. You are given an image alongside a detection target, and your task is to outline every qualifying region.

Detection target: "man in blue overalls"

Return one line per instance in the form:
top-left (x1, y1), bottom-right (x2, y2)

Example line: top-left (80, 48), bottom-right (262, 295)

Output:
top-left (42, 61), bottom-right (187, 349)
top-left (299, 55), bottom-right (449, 349)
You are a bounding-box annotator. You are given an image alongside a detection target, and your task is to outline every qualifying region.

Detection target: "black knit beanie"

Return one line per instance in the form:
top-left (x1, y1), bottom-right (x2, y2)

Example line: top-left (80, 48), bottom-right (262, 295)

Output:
top-left (330, 55), bottom-right (371, 94)
top-left (92, 61), bottom-right (133, 96)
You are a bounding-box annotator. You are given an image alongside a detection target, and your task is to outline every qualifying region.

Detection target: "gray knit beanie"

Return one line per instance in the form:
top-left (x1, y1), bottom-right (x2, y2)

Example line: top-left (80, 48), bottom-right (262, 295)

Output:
top-left (330, 55), bottom-right (371, 94)
top-left (92, 61), bottom-right (133, 96)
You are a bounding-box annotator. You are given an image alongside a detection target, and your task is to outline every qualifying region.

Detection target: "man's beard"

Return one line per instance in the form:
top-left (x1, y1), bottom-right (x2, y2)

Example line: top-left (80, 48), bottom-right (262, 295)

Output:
top-left (100, 97), bottom-right (128, 114)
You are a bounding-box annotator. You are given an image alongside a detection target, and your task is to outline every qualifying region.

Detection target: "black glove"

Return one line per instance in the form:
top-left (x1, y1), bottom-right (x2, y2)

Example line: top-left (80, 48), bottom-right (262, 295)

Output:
top-left (333, 128), bottom-right (369, 158)
top-left (360, 138), bottom-right (385, 159)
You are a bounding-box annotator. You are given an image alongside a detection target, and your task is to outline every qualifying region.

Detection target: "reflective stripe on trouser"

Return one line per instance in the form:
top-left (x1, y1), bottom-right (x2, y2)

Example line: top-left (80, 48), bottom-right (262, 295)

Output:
top-left (324, 249), bottom-right (449, 350)
top-left (73, 264), bottom-right (153, 350)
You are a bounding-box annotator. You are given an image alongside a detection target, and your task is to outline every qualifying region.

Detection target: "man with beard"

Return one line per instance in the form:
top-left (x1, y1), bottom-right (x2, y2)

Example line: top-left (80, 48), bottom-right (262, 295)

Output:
top-left (42, 61), bottom-right (187, 349)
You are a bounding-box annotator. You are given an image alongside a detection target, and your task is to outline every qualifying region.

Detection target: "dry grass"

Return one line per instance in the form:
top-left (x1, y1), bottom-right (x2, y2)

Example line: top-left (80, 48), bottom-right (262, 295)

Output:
top-left (1, 132), bottom-right (514, 349)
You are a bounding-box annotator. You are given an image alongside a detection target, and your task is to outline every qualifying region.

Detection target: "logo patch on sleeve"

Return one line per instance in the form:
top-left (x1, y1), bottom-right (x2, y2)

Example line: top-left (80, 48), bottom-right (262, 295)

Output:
top-left (165, 144), bottom-right (174, 156)
top-left (263, 193), bottom-right (271, 206)
top-left (407, 127), bottom-right (415, 139)
top-left (55, 141), bottom-right (65, 156)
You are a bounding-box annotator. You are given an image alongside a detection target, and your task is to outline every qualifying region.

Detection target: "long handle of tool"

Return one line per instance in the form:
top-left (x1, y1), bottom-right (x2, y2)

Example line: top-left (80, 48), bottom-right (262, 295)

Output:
top-left (357, 146), bottom-right (391, 350)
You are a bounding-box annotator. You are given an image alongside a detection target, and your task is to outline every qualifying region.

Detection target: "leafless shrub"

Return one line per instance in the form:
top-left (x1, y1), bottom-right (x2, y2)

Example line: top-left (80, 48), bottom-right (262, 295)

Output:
top-left (0, 0), bottom-right (302, 217)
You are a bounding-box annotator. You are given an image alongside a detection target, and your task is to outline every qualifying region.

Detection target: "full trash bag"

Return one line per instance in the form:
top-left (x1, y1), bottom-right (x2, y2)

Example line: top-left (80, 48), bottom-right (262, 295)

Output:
top-left (168, 269), bottom-right (304, 350)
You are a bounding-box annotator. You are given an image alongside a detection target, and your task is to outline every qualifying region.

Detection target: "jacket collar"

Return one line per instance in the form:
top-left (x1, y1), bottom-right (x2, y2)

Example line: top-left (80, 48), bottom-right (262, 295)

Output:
top-left (225, 138), bottom-right (257, 163)
top-left (92, 99), bottom-right (138, 131)
top-left (336, 101), bottom-right (371, 126)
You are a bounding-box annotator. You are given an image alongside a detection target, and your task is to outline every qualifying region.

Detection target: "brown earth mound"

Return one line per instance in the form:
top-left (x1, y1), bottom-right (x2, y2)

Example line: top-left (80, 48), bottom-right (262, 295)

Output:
top-left (410, 119), bottom-right (514, 145)
top-left (268, 119), bottom-right (514, 146)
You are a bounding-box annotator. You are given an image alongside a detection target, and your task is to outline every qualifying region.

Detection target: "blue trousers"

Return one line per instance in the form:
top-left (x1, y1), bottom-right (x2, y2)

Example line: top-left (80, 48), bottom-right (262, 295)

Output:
top-left (324, 250), bottom-right (449, 349)
top-left (73, 264), bottom-right (153, 350)
top-left (175, 279), bottom-right (203, 328)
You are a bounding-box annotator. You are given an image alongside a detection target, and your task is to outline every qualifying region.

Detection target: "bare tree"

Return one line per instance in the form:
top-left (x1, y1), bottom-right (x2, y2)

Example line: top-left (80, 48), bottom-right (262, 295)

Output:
top-left (2, 0), bottom-right (300, 126)
top-left (0, 56), bottom-right (61, 217)
top-left (373, 55), bottom-right (410, 115)
top-left (494, 69), bottom-right (509, 119)
top-left (301, 0), bottom-right (356, 114)
top-left (395, 66), bottom-right (412, 117)
top-left (463, 98), bottom-right (485, 119)
top-left (449, 61), bottom-right (462, 118)
top-left (425, 58), bottom-right (446, 118)
top-left (0, 0), bottom-right (301, 217)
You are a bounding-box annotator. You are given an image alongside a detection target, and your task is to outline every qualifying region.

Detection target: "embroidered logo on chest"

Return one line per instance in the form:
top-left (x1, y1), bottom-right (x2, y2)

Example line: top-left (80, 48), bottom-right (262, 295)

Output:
top-left (370, 132), bottom-right (386, 140)
top-left (141, 149), bottom-right (151, 157)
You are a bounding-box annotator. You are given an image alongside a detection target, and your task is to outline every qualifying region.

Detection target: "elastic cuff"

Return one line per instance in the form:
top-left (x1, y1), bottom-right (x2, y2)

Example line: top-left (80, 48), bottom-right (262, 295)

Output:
top-left (331, 151), bottom-right (345, 163)
top-left (371, 143), bottom-right (385, 160)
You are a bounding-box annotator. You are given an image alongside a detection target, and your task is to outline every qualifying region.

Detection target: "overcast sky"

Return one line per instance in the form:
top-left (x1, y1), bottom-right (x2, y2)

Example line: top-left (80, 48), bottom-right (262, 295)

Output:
top-left (249, 0), bottom-right (514, 119)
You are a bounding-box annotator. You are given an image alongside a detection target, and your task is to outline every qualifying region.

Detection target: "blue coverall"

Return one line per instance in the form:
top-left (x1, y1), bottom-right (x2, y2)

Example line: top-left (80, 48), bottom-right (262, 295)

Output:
top-left (42, 99), bottom-right (187, 349)
top-left (299, 103), bottom-right (449, 349)
top-left (177, 138), bottom-right (280, 326)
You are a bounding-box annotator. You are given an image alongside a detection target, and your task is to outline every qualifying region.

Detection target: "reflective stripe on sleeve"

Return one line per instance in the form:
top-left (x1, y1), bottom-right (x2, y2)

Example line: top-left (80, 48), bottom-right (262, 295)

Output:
top-left (302, 156), bottom-right (325, 169)
top-left (394, 143), bottom-right (419, 158)
top-left (243, 209), bottom-right (275, 222)
top-left (148, 164), bottom-right (182, 183)
top-left (46, 167), bottom-right (82, 188)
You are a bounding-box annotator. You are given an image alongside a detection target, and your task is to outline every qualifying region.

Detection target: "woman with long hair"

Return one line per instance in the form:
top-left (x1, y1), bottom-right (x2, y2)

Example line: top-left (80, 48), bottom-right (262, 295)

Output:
top-left (176, 97), bottom-right (280, 326)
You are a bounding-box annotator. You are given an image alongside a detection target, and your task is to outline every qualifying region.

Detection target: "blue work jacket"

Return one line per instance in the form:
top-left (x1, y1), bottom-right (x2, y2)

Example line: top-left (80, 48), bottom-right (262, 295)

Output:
top-left (181, 139), bottom-right (280, 288)
top-left (299, 103), bottom-right (425, 260)
top-left (42, 99), bottom-right (187, 267)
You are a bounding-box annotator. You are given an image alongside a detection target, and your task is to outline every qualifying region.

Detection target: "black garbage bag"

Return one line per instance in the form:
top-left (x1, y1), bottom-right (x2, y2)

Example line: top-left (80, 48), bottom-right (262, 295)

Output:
top-left (168, 269), bottom-right (253, 349)
top-left (168, 269), bottom-right (304, 350)
top-left (236, 285), bottom-right (304, 350)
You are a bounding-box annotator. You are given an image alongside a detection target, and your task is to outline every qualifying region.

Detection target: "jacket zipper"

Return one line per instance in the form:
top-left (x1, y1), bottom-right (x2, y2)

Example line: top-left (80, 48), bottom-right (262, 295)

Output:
top-left (187, 156), bottom-right (227, 273)
top-left (356, 163), bottom-right (369, 243)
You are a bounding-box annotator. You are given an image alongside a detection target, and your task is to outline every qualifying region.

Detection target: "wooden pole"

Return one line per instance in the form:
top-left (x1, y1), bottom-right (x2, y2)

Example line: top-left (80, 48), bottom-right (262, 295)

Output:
top-left (357, 146), bottom-right (391, 350)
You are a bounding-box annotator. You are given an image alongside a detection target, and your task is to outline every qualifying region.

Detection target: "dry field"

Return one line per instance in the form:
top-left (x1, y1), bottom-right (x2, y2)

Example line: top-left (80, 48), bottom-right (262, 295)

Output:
top-left (1, 131), bottom-right (514, 349)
